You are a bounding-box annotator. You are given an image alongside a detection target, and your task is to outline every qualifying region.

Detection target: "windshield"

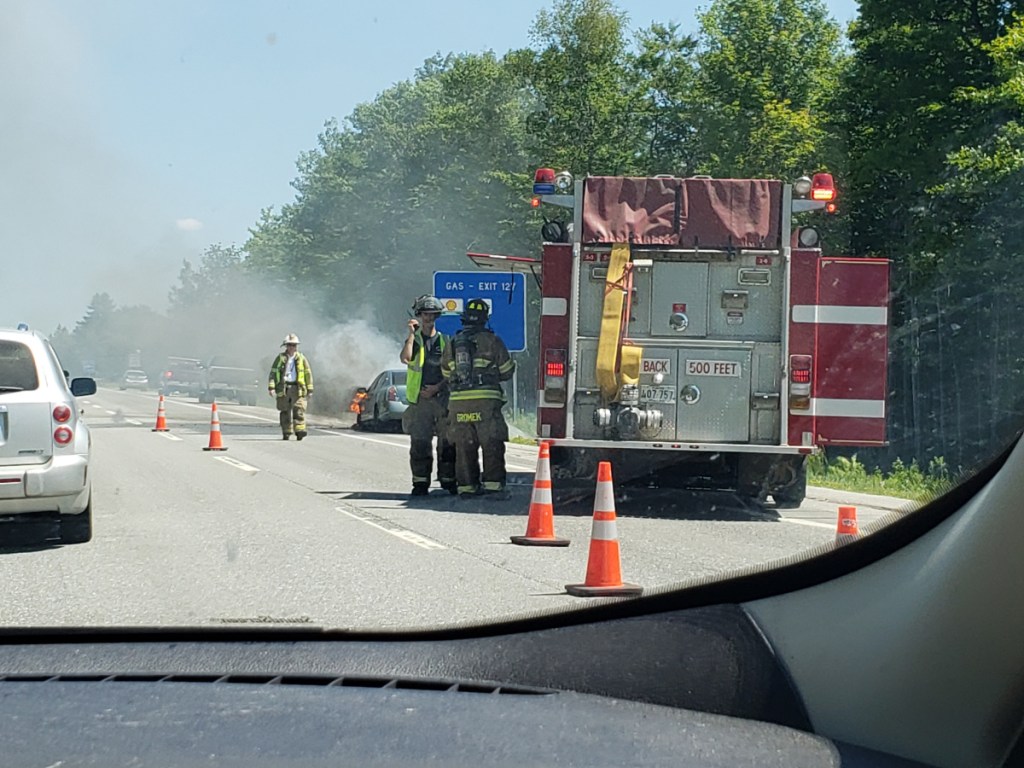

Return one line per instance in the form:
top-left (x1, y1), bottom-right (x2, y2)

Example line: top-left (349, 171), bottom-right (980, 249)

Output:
top-left (3, 0), bottom-right (1022, 630)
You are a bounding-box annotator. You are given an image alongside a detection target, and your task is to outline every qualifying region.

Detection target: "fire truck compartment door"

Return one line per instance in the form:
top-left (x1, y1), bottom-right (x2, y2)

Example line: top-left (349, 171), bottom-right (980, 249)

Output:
top-left (651, 262), bottom-right (709, 337)
top-left (675, 348), bottom-right (752, 442)
top-left (788, 256), bottom-right (889, 446)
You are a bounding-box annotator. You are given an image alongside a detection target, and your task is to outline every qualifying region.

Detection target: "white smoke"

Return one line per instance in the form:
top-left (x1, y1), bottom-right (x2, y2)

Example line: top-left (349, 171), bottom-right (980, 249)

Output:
top-left (311, 318), bottom-right (403, 404)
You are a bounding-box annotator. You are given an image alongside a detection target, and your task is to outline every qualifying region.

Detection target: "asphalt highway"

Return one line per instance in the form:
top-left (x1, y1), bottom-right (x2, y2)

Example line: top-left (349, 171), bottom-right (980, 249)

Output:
top-left (0, 388), bottom-right (914, 629)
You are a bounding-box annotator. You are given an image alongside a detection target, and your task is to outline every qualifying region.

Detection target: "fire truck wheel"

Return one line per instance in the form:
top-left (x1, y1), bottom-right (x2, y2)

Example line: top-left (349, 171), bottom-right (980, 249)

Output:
top-left (771, 459), bottom-right (807, 509)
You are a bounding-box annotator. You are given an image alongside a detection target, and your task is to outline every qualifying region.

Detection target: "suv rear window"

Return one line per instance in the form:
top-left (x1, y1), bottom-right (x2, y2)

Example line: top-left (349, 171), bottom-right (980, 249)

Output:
top-left (0, 341), bottom-right (40, 392)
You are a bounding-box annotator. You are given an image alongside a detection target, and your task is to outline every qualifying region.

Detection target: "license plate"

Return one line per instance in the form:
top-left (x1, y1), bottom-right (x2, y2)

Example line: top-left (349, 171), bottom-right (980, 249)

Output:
top-left (685, 359), bottom-right (742, 377)
top-left (640, 385), bottom-right (676, 403)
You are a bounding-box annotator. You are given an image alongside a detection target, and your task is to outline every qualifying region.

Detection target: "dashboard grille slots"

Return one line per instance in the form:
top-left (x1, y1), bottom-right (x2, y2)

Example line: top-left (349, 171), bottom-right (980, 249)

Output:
top-left (0, 673), bottom-right (552, 695)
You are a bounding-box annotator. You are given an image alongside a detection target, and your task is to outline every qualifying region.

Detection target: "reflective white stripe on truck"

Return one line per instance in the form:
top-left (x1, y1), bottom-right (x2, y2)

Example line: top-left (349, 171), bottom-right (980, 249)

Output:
top-left (792, 305), bottom-right (888, 325)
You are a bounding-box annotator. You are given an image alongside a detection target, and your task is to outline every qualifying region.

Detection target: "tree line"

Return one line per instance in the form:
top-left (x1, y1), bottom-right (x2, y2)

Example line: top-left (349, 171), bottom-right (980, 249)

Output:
top-left (55, 0), bottom-right (1024, 474)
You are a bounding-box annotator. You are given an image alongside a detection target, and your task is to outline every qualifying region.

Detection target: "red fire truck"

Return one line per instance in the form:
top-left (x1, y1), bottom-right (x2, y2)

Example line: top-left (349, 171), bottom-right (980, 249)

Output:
top-left (469, 170), bottom-right (888, 506)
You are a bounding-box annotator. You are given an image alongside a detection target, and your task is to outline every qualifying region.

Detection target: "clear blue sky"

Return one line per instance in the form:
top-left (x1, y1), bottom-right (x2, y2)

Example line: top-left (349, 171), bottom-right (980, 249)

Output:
top-left (1, 0), bottom-right (858, 332)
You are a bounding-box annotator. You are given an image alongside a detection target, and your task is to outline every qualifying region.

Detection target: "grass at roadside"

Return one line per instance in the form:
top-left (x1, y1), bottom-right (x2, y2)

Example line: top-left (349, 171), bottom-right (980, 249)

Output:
top-left (808, 454), bottom-right (954, 502)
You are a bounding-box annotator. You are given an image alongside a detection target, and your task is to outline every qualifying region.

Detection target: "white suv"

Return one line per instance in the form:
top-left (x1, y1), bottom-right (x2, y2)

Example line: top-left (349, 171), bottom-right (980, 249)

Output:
top-left (0, 328), bottom-right (96, 544)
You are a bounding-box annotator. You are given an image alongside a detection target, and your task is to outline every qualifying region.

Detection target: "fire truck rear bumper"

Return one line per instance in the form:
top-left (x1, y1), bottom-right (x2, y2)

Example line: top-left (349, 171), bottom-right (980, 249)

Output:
top-left (541, 438), bottom-right (818, 455)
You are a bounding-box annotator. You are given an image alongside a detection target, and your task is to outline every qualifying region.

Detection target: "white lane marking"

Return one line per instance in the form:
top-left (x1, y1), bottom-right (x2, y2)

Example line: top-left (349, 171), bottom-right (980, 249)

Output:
top-left (159, 399), bottom-right (278, 423)
top-left (215, 456), bottom-right (260, 474)
top-left (336, 507), bottom-right (446, 550)
top-left (779, 517), bottom-right (835, 530)
top-left (746, 507), bottom-right (838, 530)
top-left (338, 431), bottom-right (409, 449)
top-left (126, 419), bottom-right (142, 426)
top-left (158, 433), bottom-right (184, 442)
top-left (105, 410), bottom-right (117, 415)
top-left (91, 404), bottom-right (104, 409)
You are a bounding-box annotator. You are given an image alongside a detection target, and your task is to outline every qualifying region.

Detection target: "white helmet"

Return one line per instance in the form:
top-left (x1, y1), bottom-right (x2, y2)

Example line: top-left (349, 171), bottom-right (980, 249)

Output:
top-left (281, 333), bottom-right (301, 346)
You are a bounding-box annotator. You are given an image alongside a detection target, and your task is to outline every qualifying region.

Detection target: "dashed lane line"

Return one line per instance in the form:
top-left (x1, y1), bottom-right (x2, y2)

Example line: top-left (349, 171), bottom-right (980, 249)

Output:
top-left (214, 456), bottom-right (260, 474)
top-left (336, 506), bottom-right (446, 550)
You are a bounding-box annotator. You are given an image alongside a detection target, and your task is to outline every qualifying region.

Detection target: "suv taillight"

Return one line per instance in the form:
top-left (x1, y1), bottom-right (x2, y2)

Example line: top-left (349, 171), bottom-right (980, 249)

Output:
top-left (54, 426), bottom-right (73, 445)
top-left (789, 355), bottom-right (812, 411)
top-left (387, 386), bottom-right (398, 402)
top-left (53, 404), bottom-right (72, 423)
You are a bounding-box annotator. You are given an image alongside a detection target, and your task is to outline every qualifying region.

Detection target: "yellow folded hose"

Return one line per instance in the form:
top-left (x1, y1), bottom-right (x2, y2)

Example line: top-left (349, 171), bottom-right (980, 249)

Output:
top-left (596, 242), bottom-right (643, 403)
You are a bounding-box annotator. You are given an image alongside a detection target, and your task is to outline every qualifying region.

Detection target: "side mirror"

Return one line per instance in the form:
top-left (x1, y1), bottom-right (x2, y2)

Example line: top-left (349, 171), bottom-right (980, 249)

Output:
top-left (70, 378), bottom-right (97, 397)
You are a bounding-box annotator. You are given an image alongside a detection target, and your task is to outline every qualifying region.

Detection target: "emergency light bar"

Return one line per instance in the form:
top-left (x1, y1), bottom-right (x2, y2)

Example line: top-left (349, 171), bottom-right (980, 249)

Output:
top-left (533, 168), bottom-right (556, 196)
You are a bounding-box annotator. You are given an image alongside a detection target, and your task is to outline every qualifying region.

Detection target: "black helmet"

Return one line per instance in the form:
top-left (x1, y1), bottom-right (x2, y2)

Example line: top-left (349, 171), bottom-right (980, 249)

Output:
top-left (462, 298), bottom-right (489, 326)
top-left (412, 295), bottom-right (443, 315)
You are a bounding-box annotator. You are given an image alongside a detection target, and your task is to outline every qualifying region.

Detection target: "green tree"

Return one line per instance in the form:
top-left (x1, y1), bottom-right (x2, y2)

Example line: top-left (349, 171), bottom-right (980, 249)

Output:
top-left (246, 51), bottom-right (535, 331)
top-left (844, 0), bottom-right (1021, 467)
top-left (514, 0), bottom-right (644, 175)
top-left (692, 0), bottom-right (845, 179)
top-left (629, 21), bottom-right (701, 175)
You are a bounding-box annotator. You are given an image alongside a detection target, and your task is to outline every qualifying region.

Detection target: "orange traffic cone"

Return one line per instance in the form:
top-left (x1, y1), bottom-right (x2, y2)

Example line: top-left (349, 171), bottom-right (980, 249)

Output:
top-left (202, 401), bottom-right (227, 451)
top-left (152, 394), bottom-right (169, 432)
top-left (511, 442), bottom-right (569, 547)
top-left (566, 461), bottom-right (642, 597)
top-left (836, 505), bottom-right (859, 544)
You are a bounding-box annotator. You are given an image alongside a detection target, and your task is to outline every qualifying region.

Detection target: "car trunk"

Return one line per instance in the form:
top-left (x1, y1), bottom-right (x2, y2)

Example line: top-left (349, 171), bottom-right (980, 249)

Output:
top-left (0, 402), bottom-right (53, 466)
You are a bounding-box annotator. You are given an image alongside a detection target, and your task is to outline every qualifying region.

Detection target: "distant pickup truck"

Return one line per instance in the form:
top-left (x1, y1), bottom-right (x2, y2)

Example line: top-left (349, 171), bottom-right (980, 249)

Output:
top-left (160, 356), bottom-right (203, 397)
top-left (198, 357), bottom-right (259, 406)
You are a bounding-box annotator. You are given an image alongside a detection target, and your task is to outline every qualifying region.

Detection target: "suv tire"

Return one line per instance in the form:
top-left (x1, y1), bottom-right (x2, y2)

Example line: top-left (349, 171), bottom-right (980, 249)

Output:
top-left (62, 503), bottom-right (93, 544)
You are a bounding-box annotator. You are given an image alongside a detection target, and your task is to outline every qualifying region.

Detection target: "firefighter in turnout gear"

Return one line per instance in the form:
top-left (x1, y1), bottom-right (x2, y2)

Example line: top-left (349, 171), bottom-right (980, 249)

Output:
top-left (440, 298), bottom-right (515, 500)
top-left (400, 295), bottom-right (457, 496)
top-left (268, 333), bottom-right (314, 440)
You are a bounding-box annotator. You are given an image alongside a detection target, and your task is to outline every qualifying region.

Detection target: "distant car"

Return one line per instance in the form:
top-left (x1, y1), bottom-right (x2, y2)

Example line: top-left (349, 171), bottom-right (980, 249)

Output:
top-left (119, 369), bottom-right (149, 390)
top-left (0, 327), bottom-right (97, 543)
top-left (353, 369), bottom-right (408, 431)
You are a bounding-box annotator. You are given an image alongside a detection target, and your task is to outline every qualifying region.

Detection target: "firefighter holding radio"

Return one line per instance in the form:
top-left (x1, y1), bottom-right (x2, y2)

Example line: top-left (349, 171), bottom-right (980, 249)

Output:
top-left (400, 295), bottom-right (457, 497)
top-left (441, 298), bottom-right (515, 500)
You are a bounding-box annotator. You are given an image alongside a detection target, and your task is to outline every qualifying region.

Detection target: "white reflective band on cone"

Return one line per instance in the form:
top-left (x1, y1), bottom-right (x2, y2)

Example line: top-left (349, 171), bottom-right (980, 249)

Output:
top-left (591, 519), bottom-right (618, 542)
top-left (594, 483), bottom-right (614, 512)
top-left (532, 488), bottom-right (552, 505)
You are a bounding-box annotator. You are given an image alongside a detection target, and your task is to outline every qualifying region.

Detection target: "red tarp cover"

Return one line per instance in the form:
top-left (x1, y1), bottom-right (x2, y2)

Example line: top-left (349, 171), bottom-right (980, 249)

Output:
top-left (581, 177), bottom-right (783, 249)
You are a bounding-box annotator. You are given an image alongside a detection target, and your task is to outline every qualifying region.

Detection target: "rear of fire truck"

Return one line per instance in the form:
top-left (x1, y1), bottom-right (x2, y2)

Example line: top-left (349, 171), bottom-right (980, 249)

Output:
top-left (471, 170), bottom-right (889, 506)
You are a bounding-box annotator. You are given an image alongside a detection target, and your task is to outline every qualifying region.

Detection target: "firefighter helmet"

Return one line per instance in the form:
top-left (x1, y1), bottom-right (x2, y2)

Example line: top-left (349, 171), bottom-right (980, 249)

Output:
top-left (412, 295), bottom-right (443, 315)
top-left (281, 333), bottom-right (301, 346)
top-left (462, 298), bottom-right (489, 326)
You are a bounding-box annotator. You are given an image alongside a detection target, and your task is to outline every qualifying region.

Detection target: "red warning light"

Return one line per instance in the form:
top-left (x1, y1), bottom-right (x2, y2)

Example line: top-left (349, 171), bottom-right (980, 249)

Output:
top-left (811, 173), bottom-right (836, 201)
top-left (530, 196), bottom-right (541, 208)
top-left (534, 168), bottom-right (556, 184)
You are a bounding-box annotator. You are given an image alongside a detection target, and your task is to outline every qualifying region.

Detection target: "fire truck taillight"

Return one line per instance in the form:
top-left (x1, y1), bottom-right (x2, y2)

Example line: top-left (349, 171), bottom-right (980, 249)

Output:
top-left (544, 349), bottom-right (567, 404)
top-left (789, 355), bottom-right (812, 411)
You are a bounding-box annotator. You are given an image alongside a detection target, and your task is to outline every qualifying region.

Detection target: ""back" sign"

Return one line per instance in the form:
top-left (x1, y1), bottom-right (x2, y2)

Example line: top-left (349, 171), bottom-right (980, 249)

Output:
top-left (641, 358), bottom-right (671, 375)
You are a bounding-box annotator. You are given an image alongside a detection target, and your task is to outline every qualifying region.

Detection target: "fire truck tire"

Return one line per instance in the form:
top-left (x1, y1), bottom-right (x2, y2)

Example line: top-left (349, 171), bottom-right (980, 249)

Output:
top-left (771, 459), bottom-right (807, 509)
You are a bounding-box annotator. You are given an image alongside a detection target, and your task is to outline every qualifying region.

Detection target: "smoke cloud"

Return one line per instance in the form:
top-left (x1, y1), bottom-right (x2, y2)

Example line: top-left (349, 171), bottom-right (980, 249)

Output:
top-left (0, 2), bottom-right (203, 333)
